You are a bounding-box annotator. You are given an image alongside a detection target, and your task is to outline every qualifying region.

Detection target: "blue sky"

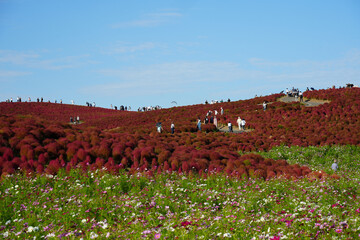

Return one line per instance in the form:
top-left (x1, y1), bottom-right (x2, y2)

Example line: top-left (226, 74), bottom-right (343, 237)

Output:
top-left (1, 0), bottom-right (359, 109)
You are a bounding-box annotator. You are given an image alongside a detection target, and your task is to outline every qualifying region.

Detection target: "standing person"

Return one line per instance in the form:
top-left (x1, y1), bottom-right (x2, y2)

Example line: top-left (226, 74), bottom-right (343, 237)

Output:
top-left (220, 107), bottom-right (224, 115)
top-left (214, 116), bottom-right (218, 128)
top-left (241, 119), bottom-right (246, 130)
top-left (228, 121), bottom-right (233, 132)
top-left (204, 116), bottom-right (209, 124)
top-left (171, 122), bottom-right (175, 134)
top-left (71, 100), bottom-right (74, 105)
top-left (197, 118), bottom-right (201, 131)
top-left (331, 160), bottom-right (339, 171)
top-left (236, 117), bottom-right (242, 130)
top-left (214, 110), bottom-right (218, 116)
top-left (263, 101), bottom-right (267, 111)
top-left (299, 91), bottom-right (303, 102)
top-left (70, 117), bottom-right (73, 124)
top-left (157, 122), bottom-right (162, 133)
top-left (28, 97), bottom-right (31, 102)
top-left (77, 116), bottom-right (80, 124)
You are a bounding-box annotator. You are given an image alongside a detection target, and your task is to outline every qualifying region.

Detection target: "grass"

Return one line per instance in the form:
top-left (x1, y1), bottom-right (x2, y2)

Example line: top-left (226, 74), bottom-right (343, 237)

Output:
top-left (0, 145), bottom-right (360, 239)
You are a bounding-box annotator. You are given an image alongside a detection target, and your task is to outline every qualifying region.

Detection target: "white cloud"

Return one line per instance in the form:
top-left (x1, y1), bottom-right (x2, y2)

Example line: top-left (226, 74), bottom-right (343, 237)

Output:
top-left (83, 49), bottom-right (360, 102)
top-left (0, 70), bottom-right (31, 78)
top-left (112, 11), bottom-right (182, 28)
top-left (0, 50), bottom-right (39, 65)
top-left (101, 42), bottom-right (157, 54)
top-left (83, 61), bottom-right (265, 98)
top-left (0, 50), bottom-right (91, 70)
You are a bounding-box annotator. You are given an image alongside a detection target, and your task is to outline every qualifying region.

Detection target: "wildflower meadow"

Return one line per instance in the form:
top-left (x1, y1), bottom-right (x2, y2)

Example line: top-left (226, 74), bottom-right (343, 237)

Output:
top-left (1, 87), bottom-right (360, 239)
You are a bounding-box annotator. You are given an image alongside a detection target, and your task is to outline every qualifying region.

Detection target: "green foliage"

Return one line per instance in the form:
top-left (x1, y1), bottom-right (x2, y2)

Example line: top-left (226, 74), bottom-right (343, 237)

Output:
top-left (258, 145), bottom-right (360, 174)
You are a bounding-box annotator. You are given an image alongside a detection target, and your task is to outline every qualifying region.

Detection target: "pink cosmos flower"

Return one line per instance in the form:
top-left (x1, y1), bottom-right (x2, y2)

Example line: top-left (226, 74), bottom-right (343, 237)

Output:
top-left (154, 233), bottom-right (161, 239)
top-left (335, 229), bottom-right (342, 233)
top-left (270, 236), bottom-right (280, 240)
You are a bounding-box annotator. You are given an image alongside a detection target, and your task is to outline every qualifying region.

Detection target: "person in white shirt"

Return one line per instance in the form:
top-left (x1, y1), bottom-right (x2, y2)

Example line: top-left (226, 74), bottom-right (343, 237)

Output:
top-left (236, 117), bottom-right (242, 130)
top-left (331, 160), bottom-right (338, 171)
top-left (241, 119), bottom-right (246, 130)
top-left (228, 121), bottom-right (233, 132)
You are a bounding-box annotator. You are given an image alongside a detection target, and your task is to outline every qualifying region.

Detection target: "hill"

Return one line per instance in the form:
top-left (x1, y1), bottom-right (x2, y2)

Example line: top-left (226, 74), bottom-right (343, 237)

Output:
top-left (0, 87), bottom-right (359, 177)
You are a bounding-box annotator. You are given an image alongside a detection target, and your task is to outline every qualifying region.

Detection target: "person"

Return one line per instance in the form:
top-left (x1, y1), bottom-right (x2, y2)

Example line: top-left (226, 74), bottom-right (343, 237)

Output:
top-left (70, 117), bottom-right (73, 124)
top-left (286, 88), bottom-right (289, 96)
top-left (157, 122), bottom-right (162, 133)
top-left (263, 101), bottom-right (267, 111)
top-left (71, 100), bottom-right (74, 105)
top-left (28, 97), bottom-right (31, 102)
top-left (197, 118), bottom-right (201, 131)
top-left (77, 116), bottom-right (80, 124)
top-left (236, 117), bottom-right (242, 130)
top-left (241, 119), bottom-right (246, 130)
top-left (41, 97), bottom-right (43, 102)
top-left (214, 110), bottom-right (218, 116)
top-left (204, 116), bottom-right (209, 124)
top-left (331, 160), bottom-right (338, 171)
top-left (221, 107), bottom-right (224, 115)
top-left (299, 91), bottom-right (303, 102)
top-left (214, 116), bottom-right (217, 128)
top-left (10, 97), bottom-right (13, 102)
top-left (171, 122), bottom-right (175, 134)
top-left (228, 121), bottom-right (233, 132)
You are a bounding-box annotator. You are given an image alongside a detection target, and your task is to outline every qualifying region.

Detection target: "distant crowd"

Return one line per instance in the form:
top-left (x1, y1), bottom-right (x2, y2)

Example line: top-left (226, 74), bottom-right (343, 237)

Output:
top-left (204, 98), bottom-right (231, 104)
top-left (4, 97), bottom-right (64, 104)
top-left (138, 106), bottom-right (162, 112)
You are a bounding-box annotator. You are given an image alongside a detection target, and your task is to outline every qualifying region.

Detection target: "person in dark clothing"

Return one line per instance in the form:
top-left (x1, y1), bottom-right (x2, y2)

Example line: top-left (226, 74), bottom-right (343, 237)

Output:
top-left (171, 122), bottom-right (175, 134)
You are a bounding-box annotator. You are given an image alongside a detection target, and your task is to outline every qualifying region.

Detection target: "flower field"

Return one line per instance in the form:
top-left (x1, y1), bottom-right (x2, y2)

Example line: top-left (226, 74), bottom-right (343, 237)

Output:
top-left (1, 87), bottom-right (360, 239)
top-left (1, 145), bottom-right (360, 239)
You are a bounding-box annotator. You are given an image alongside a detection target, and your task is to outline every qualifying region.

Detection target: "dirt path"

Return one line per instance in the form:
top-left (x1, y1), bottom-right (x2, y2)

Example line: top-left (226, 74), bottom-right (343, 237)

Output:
top-left (217, 124), bottom-right (252, 133)
top-left (278, 96), bottom-right (330, 107)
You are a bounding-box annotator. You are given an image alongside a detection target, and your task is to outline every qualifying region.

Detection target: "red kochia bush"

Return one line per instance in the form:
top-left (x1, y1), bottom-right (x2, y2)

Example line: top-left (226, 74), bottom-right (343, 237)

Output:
top-left (45, 159), bottom-right (61, 175)
top-left (1, 87), bottom-right (359, 177)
